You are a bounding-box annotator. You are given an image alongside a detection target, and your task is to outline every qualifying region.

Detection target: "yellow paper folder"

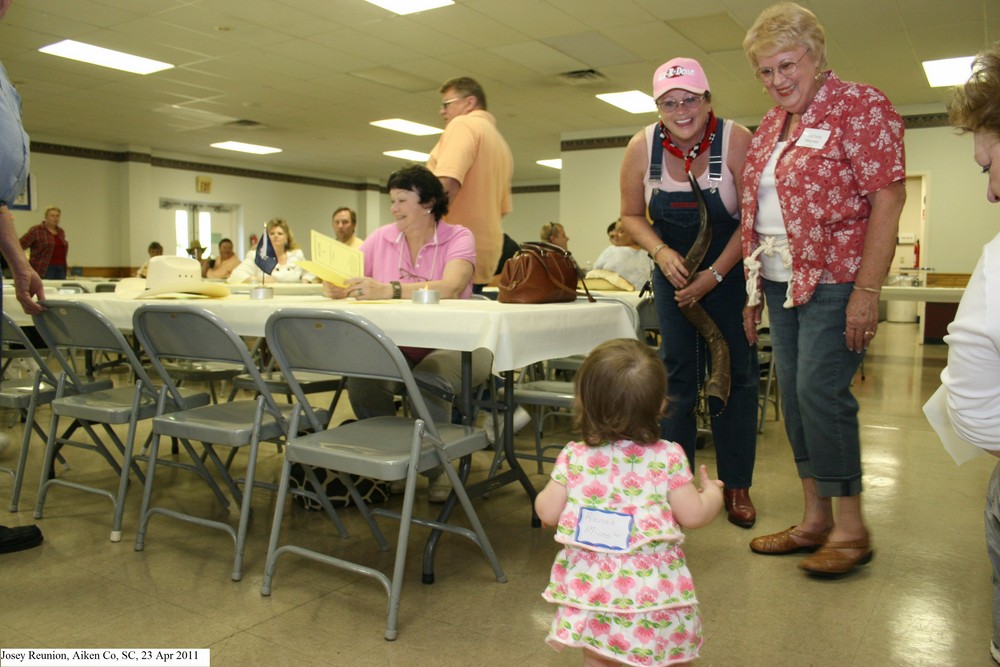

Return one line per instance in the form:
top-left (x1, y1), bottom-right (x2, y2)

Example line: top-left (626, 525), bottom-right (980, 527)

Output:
top-left (298, 230), bottom-right (363, 287)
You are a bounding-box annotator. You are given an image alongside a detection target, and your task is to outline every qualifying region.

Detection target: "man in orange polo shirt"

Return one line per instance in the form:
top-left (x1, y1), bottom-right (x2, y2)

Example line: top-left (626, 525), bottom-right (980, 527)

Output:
top-left (428, 77), bottom-right (513, 292)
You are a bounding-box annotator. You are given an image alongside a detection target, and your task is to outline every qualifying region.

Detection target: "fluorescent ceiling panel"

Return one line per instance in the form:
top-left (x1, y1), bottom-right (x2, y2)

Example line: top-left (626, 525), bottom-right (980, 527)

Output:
top-left (384, 149), bottom-right (431, 161)
top-left (370, 119), bottom-right (443, 136)
top-left (211, 141), bottom-right (282, 155)
top-left (39, 39), bottom-right (173, 75)
top-left (596, 91), bottom-right (657, 114)
top-left (537, 159), bottom-right (562, 170)
top-left (922, 56), bottom-right (976, 87)
top-left (363, 0), bottom-right (454, 15)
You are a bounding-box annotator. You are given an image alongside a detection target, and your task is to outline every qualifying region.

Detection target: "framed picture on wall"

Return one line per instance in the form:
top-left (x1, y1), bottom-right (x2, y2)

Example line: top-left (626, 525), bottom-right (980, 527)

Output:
top-left (10, 173), bottom-right (32, 210)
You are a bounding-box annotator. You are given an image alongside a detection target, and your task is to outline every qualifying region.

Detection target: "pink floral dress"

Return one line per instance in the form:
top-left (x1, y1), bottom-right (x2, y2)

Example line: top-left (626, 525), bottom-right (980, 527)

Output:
top-left (542, 439), bottom-right (701, 665)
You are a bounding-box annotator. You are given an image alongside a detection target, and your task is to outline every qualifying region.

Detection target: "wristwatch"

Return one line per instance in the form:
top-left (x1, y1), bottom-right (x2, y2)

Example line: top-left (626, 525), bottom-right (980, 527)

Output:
top-left (708, 266), bottom-right (724, 284)
top-left (390, 281), bottom-right (402, 299)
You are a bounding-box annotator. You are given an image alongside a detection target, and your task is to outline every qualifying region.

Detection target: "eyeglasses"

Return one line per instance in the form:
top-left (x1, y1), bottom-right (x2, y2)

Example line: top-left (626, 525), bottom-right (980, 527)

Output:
top-left (399, 267), bottom-right (431, 283)
top-left (755, 49), bottom-right (811, 84)
top-left (440, 97), bottom-right (463, 110)
top-left (655, 94), bottom-right (706, 114)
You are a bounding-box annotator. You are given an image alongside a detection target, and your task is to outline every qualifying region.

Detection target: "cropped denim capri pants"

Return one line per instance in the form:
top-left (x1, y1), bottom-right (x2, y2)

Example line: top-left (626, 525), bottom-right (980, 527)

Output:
top-left (762, 280), bottom-right (865, 497)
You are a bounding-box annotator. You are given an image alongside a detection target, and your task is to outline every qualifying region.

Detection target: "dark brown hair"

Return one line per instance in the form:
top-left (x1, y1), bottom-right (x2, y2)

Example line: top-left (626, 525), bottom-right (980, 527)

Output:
top-left (440, 76), bottom-right (487, 110)
top-left (949, 45), bottom-right (1000, 135)
top-left (574, 338), bottom-right (666, 446)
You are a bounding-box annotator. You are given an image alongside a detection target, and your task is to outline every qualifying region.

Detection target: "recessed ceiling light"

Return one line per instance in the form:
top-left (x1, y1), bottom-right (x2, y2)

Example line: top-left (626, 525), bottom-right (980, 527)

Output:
top-left (596, 91), bottom-right (657, 114)
top-left (39, 39), bottom-right (173, 75)
top-left (363, 0), bottom-right (454, 15)
top-left (537, 159), bottom-right (562, 170)
top-left (383, 149), bottom-right (431, 161)
top-left (211, 141), bottom-right (282, 155)
top-left (370, 119), bottom-right (443, 136)
top-left (922, 56), bottom-right (976, 87)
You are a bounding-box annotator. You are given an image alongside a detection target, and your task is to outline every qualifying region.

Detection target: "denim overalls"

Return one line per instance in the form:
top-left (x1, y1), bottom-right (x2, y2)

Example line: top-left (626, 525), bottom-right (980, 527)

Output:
top-left (647, 120), bottom-right (757, 486)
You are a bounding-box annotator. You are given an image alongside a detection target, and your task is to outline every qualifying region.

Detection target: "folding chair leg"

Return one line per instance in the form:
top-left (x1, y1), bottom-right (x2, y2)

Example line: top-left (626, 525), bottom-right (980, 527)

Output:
top-left (261, 458), bottom-right (293, 596)
top-left (7, 413), bottom-right (32, 512)
top-left (134, 432), bottom-right (163, 552)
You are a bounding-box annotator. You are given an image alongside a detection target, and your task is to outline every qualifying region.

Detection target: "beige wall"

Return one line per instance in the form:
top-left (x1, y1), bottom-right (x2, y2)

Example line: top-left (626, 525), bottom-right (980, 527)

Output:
top-left (21, 122), bottom-right (998, 278)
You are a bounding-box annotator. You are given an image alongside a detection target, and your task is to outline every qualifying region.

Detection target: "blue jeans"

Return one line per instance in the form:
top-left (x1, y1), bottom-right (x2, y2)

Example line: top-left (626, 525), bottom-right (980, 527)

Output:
top-left (762, 280), bottom-right (865, 497)
top-left (654, 267), bottom-right (758, 488)
top-left (43, 265), bottom-right (66, 279)
top-left (986, 461), bottom-right (1000, 650)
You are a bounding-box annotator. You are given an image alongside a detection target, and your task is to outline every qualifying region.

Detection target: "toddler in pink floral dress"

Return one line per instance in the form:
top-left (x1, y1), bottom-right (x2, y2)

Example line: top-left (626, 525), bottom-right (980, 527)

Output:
top-left (535, 338), bottom-right (724, 666)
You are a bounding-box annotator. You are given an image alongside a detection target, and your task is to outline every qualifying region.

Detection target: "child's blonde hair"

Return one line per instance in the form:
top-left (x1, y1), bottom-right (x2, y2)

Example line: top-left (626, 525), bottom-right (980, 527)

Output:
top-left (574, 338), bottom-right (666, 446)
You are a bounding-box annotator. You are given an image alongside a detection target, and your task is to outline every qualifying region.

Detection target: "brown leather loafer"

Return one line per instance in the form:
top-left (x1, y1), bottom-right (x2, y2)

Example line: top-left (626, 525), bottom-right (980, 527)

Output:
top-left (798, 538), bottom-right (873, 577)
top-left (723, 488), bottom-right (756, 528)
top-left (749, 525), bottom-right (831, 555)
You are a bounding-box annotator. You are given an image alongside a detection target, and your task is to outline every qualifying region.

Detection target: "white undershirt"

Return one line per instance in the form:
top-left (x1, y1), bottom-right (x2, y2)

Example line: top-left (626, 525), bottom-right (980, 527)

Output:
top-left (754, 141), bottom-right (791, 282)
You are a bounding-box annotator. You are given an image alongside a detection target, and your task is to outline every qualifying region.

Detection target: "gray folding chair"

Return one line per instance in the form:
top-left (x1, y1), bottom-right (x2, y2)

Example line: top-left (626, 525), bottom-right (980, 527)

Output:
top-left (260, 309), bottom-right (506, 640)
top-left (227, 338), bottom-right (345, 422)
top-left (757, 328), bottom-right (780, 432)
top-left (131, 304), bottom-right (342, 581)
top-left (501, 295), bottom-right (641, 473)
top-left (0, 312), bottom-right (112, 512)
top-left (31, 300), bottom-right (211, 542)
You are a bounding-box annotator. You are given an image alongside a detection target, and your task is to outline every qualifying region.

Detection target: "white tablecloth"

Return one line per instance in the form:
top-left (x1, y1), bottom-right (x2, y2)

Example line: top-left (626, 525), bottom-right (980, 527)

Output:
top-left (5, 291), bottom-right (637, 374)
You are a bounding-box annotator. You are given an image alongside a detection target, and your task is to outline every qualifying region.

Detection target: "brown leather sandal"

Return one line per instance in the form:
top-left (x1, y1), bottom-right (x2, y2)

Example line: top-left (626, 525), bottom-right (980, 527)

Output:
top-left (798, 538), bottom-right (873, 577)
top-left (749, 525), bottom-right (831, 555)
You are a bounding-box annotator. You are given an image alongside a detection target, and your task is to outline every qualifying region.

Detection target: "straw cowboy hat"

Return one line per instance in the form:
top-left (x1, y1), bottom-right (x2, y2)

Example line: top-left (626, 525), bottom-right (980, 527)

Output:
top-left (115, 255), bottom-right (230, 299)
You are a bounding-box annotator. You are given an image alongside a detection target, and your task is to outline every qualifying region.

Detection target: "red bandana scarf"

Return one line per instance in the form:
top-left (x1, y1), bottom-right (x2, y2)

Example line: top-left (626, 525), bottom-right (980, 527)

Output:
top-left (659, 111), bottom-right (718, 174)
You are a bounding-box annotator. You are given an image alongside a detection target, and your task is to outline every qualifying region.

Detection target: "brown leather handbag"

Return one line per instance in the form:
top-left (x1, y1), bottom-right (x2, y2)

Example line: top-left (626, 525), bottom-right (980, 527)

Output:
top-left (498, 241), bottom-right (594, 304)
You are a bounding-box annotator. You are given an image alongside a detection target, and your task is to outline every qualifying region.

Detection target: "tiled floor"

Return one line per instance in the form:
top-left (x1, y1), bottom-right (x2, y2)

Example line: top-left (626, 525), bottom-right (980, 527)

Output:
top-left (0, 322), bottom-right (995, 666)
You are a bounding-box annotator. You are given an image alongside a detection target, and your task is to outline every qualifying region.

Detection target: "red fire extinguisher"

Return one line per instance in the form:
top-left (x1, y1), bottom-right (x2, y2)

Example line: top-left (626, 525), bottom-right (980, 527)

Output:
top-left (913, 239), bottom-right (920, 268)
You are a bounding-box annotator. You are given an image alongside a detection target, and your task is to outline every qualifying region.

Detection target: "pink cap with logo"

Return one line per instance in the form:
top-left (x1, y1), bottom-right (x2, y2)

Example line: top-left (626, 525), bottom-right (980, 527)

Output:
top-left (653, 57), bottom-right (710, 99)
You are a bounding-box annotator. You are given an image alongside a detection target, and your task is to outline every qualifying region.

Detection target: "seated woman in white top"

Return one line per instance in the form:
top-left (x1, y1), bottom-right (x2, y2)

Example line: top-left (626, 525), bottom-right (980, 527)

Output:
top-left (586, 219), bottom-right (654, 291)
top-left (227, 218), bottom-right (315, 284)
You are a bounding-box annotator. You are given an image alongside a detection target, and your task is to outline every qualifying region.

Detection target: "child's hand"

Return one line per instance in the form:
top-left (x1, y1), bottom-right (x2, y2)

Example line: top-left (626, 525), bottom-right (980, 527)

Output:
top-left (698, 464), bottom-right (724, 491)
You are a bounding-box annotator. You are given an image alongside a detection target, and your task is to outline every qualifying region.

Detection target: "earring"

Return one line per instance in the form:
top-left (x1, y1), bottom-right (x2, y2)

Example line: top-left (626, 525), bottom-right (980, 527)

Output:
top-left (425, 208), bottom-right (432, 213)
top-left (814, 72), bottom-right (825, 82)
top-left (761, 86), bottom-right (767, 94)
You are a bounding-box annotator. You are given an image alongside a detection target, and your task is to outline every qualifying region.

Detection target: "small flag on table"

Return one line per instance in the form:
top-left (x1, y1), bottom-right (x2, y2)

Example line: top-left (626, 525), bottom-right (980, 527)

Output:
top-left (255, 226), bottom-right (277, 275)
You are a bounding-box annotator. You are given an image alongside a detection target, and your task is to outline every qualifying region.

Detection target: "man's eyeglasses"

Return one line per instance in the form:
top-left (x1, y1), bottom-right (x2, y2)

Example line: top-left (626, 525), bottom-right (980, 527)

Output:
top-left (656, 94), bottom-right (706, 114)
top-left (755, 49), bottom-right (811, 84)
top-left (440, 97), bottom-right (463, 110)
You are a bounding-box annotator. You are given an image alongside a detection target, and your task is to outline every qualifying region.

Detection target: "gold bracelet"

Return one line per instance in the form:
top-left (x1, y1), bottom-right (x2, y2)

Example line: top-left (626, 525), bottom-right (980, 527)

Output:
top-left (650, 244), bottom-right (668, 261)
top-left (853, 285), bottom-right (881, 294)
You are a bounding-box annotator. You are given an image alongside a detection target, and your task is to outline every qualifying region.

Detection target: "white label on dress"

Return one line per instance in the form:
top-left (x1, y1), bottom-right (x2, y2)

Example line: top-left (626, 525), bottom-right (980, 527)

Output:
top-left (796, 128), bottom-right (831, 149)
top-left (575, 507), bottom-right (634, 551)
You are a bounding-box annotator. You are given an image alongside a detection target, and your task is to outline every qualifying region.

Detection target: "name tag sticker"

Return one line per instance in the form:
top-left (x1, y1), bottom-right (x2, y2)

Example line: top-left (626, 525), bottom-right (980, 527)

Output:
top-left (575, 507), bottom-right (634, 551)
top-left (796, 128), bottom-right (831, 149)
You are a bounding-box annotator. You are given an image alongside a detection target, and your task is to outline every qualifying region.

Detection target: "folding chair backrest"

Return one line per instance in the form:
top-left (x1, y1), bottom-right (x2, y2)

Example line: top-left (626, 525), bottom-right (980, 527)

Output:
top-left (1, 313), bottom-right (58, 387)
top-left (133, 304), bottom-right (283, 419)
top-left (265, 308), bottom-right (439, 438)
top-left (32, 300), bottom-right (158, 395)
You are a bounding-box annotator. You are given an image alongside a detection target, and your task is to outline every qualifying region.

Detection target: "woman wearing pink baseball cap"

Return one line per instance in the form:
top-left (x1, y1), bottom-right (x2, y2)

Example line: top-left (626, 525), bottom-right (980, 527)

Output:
top-left (620, 57), bottom-right (759, 529)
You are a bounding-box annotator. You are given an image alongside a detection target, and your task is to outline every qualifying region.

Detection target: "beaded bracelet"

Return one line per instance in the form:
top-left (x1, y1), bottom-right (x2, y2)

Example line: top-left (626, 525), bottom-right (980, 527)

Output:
top-left (708, 266), bottom-right (724, 283)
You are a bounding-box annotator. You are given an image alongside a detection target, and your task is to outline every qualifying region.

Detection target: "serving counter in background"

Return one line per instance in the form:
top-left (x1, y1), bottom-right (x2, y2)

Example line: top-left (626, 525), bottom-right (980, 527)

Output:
top-left (880, 284), bottom-right (965, 344)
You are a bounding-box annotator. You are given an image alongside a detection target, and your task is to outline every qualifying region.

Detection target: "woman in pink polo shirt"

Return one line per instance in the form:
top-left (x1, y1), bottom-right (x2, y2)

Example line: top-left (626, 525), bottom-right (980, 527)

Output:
top-left (321, 164), bottom-right (492, 502)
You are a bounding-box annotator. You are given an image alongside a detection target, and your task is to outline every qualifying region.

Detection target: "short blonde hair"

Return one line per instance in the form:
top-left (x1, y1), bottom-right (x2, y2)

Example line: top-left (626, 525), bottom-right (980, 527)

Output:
top-left (949, 44), bottom-right (1000, 135)
top-left (743, 2), bottom-right (827, 72)
top-left (540, 222), bottom-right (563, 243)
top-left (266, 217), bottom-right (299, 250)
top-left (44, 206), bottom-right (61, 217)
